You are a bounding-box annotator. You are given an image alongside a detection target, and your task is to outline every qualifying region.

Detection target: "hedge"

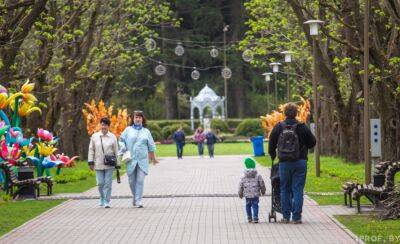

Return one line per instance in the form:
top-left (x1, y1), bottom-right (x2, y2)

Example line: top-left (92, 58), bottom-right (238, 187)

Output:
top-left (211, 119), bottom-right (229, 132)
top-left (234, 119), bottom-right (264, 137)
top-left (161, 123), bottom-right (193, 140)
top-left (146, 122), bottom-right (163, 142)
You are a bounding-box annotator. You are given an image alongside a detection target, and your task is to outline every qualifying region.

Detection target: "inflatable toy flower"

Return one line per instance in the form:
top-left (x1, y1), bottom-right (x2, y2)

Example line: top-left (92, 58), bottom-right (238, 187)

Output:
top-left (50, 154), bottom-right (79, 168)
top-left (7, 79), bottom-right (37, 104)
top-left (0, 121), bottom-right (9, 138)
top-left (37, 142), bottom-right (57, 156)
top-left (0, 86), bottom-right (9, 109)
top-left (37, 128), bottom-right (53, 142)
top-left (17, 101), bottom-right (41, 117)
top-left (0, 140), bottom-right (21, 165)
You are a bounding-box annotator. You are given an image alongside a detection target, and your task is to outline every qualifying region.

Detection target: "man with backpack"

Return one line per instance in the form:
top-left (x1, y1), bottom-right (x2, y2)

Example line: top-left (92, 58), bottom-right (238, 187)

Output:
top-left (268, 103), bottom-right (316, 224)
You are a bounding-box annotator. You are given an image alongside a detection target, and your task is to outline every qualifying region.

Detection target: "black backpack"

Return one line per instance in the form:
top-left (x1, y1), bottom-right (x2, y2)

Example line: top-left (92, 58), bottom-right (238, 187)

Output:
top-left (277, 122), bottom-right (300, 162)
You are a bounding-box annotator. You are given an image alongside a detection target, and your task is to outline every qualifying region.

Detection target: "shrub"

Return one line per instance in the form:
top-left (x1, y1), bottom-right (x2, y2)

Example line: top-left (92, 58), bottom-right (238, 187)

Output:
top-left (211, 119), bottom-right (229, 132)
top-left (2, 194), bottom-right (11, 202)
top-left (234, 119), bottom-right (264, 137)
top-left (54, 170), bottom-right (93, 184)
top-left (146, 122), bottom-right (163, 142)
top-left (149, 120), bottom-right (200, 130)
top-left (227, 119), bottom-right (250, 129)
top-left (161, 123), bottom-right (192, 140)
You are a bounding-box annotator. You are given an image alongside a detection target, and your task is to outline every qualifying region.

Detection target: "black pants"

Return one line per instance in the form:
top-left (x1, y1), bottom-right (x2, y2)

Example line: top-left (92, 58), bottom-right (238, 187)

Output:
top-left (207, 143), bottom-right (214, 158)
top-left (176, 143), bottom-right (184, 158)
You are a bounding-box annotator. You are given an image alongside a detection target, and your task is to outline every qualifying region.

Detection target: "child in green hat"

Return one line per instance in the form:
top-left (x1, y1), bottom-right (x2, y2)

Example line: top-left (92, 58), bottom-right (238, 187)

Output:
top-left (238, 157), bottom-right (266, 223)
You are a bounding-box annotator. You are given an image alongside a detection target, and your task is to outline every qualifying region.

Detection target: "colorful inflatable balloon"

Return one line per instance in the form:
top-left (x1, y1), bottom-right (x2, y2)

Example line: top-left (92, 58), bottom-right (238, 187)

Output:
top-left (37, 128), bottom-right (53, 142)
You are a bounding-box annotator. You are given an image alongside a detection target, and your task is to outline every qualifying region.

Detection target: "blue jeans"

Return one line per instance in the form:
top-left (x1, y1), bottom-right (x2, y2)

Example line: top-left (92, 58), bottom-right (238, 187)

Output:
top-left (207, 143), bottom-right (214, 157)
top-left (128, 165), bottom-right (146, 204)
top-left (176, 143), bottom-right (184, 158)
top-left (245, 197), bottom-right (259, 219)
top-left (279, 160), bottom-right (307, 221)
top-left (197, 143), bottom-right (204, 156)
top-left (96, 169), bottom-right (114, 204)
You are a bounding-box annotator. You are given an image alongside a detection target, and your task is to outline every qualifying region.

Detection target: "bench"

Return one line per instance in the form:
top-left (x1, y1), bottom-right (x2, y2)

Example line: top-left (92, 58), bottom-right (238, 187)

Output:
top-left (0, 162), bottom-right (53, 199)
top-left (342, 161), bottom-right (393, 207)
top-left (351, 161), bottom-right (400, 213)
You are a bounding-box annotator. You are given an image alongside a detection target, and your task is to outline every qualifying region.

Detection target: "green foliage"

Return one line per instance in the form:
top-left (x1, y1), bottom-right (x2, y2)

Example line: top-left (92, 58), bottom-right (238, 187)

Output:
top-left (156, 142), bottom-right (254, 157)
top-left (147, 122), bottom-right (163, 142)
top-left (53, 170), bottom-right (94, 184)
top-left (234, 119), bottom-right (264, 137)
top-left (1, 194), bottom-right (11, 202)
top-left (151, 120), bottom-right (193, 128)
top-left (211, 119), bottom-right (229, 132)
top-left (161, 123), bottom-right (192, 140)
top-left (336, 215), bottom-right (400, 244)
top-left (0, 200), bottom-right (64, 237)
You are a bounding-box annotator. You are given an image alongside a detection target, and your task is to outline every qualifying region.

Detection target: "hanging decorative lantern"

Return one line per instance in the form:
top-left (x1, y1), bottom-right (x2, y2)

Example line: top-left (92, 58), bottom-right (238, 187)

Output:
top-left (155, 63), bottom-right (166, 76)
top-left (191, 67), bottom-right (200, 80)
top-left (221, 67), bottom-right (232, 79)
top-left (145, 38), bottom-right (156, 51)
top-left (175, 42), bottom-right (185, 56)
top-left (242, 49), bottom-right (254, 62)
top-left (210, 47), bottom-right (219, 58)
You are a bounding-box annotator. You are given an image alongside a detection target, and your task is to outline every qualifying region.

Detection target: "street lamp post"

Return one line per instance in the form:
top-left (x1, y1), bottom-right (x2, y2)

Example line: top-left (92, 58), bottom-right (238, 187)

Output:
top-left (363, 0), bottom-right (371, 184)
top-left (281, 51), bottom-right (293, 101)
top-left (263, 72), bottom-right (273, 113)
top-left (270, 62), bottom-right (281, 109)
top-left (304, 19), bottom-right (324, 177)
top-left (223, 25), bottom-right (229, 120)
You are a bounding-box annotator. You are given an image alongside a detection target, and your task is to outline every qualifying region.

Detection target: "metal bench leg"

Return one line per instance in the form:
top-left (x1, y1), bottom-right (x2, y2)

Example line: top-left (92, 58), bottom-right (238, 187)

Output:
top-left (356, 197), bottom-right (361, 213)
top-left (344, 193), bottom-right (348, 206)
top-left (349, 193), bottom-right (353, 208)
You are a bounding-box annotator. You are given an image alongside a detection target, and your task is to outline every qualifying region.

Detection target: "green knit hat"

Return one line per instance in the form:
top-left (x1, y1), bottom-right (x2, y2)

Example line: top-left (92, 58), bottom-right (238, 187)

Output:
top-left (244, 157), bottom-right (256, 169)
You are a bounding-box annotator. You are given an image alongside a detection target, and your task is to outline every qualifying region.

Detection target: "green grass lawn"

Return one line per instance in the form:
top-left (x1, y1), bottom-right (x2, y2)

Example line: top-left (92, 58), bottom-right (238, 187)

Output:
top-left (0, 160), bottom-right (126, 238)
top-left (336, 215), bottom-right (400, 244)
top-left (155, 142), bottom-right (254, 157)
top-left (254, 155), bottom-right (367, 205)
top-left (0, 199), bottom-right (64, 237)
top-left (49, 161), bottom-right (97, 194)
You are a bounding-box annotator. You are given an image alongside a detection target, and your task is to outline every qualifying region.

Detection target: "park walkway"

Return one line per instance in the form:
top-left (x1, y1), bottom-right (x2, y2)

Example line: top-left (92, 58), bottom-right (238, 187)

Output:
top-left (0, 156), bottom-right (360, 244)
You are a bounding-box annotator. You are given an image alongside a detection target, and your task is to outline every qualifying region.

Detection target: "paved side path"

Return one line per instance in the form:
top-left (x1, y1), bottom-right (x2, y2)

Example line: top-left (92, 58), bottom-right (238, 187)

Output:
top-left (0, 156), bottom-right (359, 244)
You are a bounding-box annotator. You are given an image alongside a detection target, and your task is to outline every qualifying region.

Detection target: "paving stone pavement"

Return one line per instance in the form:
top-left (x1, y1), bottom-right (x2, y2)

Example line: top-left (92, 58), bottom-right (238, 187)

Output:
top-left (0, 156), bottom-right (360, 244)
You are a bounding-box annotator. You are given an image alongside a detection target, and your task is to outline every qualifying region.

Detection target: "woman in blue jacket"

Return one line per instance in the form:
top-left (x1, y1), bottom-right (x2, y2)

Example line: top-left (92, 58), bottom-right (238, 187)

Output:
top-left (119, 111), bottom-right (159, 208)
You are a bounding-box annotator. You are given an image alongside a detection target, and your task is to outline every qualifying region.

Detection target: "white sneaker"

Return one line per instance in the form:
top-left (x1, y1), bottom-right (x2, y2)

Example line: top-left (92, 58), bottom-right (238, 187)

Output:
top-left (104, 203), bottom-right (111, 208)
top-left (135, 202), bottom-right (143, 208)
top-left (98, 199), bottom-right (105, 207)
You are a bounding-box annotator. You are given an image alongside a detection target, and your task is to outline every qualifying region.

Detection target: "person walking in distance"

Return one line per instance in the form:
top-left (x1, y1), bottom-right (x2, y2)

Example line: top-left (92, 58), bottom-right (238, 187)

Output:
top-left (173, 126), bottom-right (186, 159)
top-left (193, 127), bottom-right (206, 157)
top-left (205, 129), bottom-right (218, 158)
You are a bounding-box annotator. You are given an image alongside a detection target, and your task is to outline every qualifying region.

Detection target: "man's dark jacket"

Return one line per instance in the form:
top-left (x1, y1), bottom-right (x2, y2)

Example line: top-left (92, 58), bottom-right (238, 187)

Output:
top-left (173, 130), bottom-right (186, 144)
top-left (268, 118), bottom-right (316, 161)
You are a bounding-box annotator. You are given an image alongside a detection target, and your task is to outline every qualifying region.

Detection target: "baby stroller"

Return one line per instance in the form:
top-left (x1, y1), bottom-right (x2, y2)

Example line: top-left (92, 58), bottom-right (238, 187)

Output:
top-left (268, 160), bottom-right (281, 222)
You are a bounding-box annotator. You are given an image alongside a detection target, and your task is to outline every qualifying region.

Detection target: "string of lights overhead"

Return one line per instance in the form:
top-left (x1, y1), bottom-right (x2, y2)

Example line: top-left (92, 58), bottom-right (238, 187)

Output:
top-left (145, 37), bottom-right (255, 80)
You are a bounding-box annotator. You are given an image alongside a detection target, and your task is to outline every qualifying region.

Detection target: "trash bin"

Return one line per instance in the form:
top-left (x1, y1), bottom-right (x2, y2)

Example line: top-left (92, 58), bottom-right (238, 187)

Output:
top-left (251, 136), bottom-right (265, 156)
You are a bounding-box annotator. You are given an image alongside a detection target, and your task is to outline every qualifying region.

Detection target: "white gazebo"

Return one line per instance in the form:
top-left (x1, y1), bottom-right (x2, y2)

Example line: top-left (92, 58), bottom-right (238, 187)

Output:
top-left (190, 84), bottom-right (225, 130)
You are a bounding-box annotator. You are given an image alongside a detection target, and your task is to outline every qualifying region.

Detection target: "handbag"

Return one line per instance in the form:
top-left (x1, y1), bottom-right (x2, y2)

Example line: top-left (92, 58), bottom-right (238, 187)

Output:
top-left (122, 150), bottom-right (131, 163)
top-left (121, 128), bottom-right (141, 164)
top-left (100, 135), bottom-right (117, 166)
